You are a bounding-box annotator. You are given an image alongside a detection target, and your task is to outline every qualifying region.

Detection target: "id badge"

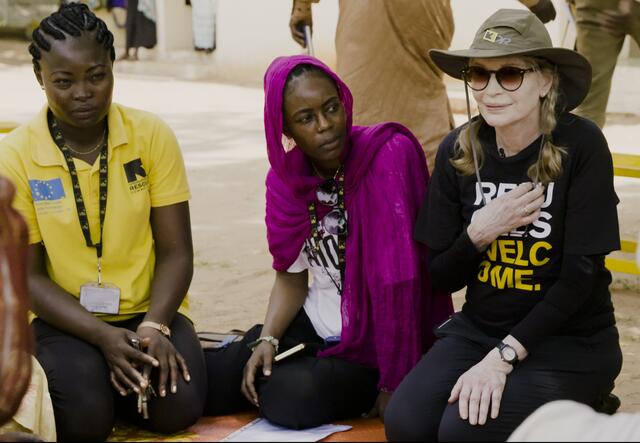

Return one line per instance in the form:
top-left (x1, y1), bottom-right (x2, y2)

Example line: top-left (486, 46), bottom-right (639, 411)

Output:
top-left (79, 282), bottom-right (121, 315)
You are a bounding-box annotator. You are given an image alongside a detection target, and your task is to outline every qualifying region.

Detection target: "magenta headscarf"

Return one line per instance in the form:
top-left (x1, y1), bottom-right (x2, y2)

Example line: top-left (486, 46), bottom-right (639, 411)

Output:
top-left (264, 55), bottom-right (452, 391)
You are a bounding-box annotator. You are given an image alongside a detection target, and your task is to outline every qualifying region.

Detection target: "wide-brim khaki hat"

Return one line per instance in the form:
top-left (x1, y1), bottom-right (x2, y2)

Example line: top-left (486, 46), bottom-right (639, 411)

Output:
top-left (430, 9), bottom-right (591, 111)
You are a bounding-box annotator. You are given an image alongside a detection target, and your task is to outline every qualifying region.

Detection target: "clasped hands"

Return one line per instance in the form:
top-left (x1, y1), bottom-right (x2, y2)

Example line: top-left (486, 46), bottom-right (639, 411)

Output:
top-left (98, 325), bottom-right (190, 399)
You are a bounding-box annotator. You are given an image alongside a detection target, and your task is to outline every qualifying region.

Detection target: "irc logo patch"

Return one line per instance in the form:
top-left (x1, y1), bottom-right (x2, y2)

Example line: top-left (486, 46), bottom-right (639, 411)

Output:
top-left (123, 158), bottom-right (148, 193)
top-left (29, 178), bottom-right (65, 202)
top-left (123, 158), bottom-right (147, 183)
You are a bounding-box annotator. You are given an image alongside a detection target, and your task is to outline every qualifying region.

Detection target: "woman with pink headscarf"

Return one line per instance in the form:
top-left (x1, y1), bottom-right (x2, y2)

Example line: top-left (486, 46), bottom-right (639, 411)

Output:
top-left (203, 55), bottom-right (452, 429)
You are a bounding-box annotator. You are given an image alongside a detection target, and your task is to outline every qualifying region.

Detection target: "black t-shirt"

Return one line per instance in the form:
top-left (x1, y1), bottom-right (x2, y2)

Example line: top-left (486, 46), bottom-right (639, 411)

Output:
top-left (416, 113), bottom-right (620, 346)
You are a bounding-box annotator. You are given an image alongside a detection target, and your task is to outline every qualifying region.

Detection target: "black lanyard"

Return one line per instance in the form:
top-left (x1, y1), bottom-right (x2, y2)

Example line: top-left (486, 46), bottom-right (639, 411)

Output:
top-left (307, 168), bottom-right (346, 295)
top-left (48, 112), bottom-right (109, 261)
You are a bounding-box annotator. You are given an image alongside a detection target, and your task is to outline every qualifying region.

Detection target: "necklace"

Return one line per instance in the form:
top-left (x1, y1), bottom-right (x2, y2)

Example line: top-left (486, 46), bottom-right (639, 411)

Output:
top-left (63, 129), bottom-right (107, 156)
top-left (311, 161), bottom-right (341, 179)
top-left (307, 166), bottom-right (346, 295)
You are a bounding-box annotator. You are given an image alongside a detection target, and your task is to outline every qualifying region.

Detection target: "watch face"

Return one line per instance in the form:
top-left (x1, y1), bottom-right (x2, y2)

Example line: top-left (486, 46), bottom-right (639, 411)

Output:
top-left (502, 346), bottom-right (517, 362)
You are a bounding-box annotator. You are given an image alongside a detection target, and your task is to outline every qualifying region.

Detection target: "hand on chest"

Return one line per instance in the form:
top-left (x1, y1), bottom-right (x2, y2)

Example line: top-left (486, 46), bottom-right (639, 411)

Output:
top-left (467, 179), bottom-right (565, 292)
top-left (471, 180), bottom-right (559, 240)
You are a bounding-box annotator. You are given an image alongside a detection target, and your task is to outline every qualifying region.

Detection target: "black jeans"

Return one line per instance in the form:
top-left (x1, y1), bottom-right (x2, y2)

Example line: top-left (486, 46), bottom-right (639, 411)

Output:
top-left (33, 313), bottom-right (207, 442)
top-left (384, 313), bottom-right (623, 442)
top-left (204, 310), bottom-right (379, 429)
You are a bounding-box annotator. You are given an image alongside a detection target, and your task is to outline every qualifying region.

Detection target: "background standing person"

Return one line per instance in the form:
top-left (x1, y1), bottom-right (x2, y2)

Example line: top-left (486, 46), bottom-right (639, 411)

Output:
top-left (121, 0), bottom-right (157, 61)
top-left (0, 4), bottom-right (206, 440)
top-left (289, 0), bottom-right (558, 172)
top-left (107, 0), bottom-right (127, 30)
top-left (572, 0), bottom-right (640, 128)
top-left (188, 0), bottom-right (218, 53)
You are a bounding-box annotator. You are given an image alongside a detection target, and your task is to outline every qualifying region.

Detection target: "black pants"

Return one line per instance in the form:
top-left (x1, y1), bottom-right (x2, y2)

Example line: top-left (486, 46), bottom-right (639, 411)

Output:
top-left (204, 310), bottom-right (379, 429)
top-left (384, 313), bottom-right (623, 442)
top-left (33, 313), bottom-right (207, 442)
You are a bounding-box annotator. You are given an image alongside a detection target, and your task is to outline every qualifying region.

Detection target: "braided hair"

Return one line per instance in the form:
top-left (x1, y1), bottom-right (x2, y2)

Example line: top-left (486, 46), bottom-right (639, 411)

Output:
top-left (29, 2), bottom-right (115, 72)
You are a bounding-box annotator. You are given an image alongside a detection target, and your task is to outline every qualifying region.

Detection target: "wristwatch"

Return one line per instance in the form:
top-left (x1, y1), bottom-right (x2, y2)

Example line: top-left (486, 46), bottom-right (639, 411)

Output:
top-left (138, 321), bottom-right (171, 338)
top-left (496, 342), bottom-right (519, 365)
top-left (247, 335), bottom-right (279, 353)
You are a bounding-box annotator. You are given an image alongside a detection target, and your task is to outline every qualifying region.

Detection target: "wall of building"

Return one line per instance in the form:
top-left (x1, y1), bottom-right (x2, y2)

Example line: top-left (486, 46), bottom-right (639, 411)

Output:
top-left (156, 0), bottom-right (194, 52)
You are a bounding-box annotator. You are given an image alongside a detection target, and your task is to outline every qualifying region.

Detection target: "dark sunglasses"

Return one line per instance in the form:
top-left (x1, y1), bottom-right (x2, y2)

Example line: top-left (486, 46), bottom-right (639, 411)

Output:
top-left (316, 180), bottom-right (347, 236)
top-left (463, 66), bottom-right (536, 92)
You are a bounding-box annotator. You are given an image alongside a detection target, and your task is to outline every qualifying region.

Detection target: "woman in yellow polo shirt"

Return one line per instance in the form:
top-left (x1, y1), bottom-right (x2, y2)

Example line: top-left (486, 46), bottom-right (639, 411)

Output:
top-left (0, 4), bottom-right (205, 440)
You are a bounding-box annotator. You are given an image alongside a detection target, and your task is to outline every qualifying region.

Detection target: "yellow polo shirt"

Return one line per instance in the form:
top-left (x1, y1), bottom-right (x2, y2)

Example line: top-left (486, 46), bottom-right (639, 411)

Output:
top-left (0, 103), bottom-right (190, 322)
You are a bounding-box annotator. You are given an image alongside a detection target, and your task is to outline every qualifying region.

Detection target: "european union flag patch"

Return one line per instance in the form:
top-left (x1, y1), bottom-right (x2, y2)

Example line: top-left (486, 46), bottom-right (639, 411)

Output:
top-left (29, 178), bottom-right (66, 202)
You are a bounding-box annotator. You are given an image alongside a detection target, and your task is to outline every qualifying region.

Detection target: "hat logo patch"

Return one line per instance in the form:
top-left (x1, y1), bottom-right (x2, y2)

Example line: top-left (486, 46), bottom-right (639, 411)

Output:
top-left (483, 30), bottom-right (511, 45)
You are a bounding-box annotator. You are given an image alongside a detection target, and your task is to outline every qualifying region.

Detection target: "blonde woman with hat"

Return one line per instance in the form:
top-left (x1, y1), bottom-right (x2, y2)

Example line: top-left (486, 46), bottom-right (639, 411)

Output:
top-left (385, 9), bottom-right (622, 441)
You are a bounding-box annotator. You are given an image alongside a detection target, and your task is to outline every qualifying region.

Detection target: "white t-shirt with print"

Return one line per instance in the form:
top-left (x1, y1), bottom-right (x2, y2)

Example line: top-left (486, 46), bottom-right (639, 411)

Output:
top-left (288, 232), bottom-right (343, 340)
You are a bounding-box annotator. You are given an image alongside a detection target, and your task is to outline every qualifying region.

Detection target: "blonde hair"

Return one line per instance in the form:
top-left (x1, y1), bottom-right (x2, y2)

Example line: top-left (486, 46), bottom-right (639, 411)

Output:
top-left (451, 58), bottom-right (566, 184)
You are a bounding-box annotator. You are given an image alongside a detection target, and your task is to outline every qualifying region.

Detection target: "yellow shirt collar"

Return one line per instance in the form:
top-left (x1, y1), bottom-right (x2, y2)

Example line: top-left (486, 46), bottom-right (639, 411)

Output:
top-left (28, 103), bottom-right (129, 168)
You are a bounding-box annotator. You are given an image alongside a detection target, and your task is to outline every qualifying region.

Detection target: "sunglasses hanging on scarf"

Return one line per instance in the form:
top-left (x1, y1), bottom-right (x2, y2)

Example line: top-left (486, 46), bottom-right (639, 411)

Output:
top-left (307, 166), bottom-right (346, 295)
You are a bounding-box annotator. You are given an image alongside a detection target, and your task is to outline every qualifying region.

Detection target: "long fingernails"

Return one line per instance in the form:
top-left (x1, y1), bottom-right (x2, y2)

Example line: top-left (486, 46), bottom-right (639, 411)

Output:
top-left (186, 374), bottom-right (191, 382)
top-left (171, 384), bottom-right (177, 394)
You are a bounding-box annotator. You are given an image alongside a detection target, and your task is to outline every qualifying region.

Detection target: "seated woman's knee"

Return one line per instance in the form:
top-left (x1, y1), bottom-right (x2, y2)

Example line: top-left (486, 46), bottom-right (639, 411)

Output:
top-left (437, 406), bottom-right (479, 442)
top-left (55, 390), bottom-right (114, 441)
top-left (384, 390), bottom-right (439, 441)
top-left (46, 351), bottom-right (115, 440)
top-left (147, 382), bottom-right (205, 434)
top-left (258, 368), bottom-right (326, 429)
